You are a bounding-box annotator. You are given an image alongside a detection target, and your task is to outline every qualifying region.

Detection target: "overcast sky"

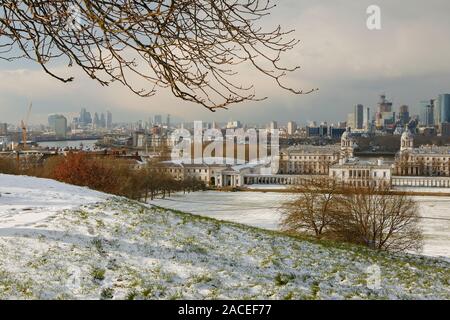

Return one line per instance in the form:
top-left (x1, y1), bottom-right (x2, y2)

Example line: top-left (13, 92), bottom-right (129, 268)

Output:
top-left (1, 0), bottom-right (450, 125)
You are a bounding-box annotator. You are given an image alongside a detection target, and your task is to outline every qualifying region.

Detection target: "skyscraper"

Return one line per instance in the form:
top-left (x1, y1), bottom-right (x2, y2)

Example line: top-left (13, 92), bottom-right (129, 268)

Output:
top-left (79, 108), bottom-right (92, 126)
top-left (375, 94), bottom-right (394, 129)
top-left (398, 105), bottom-right (410, 125)
top-left (420, 100), bottom-right (434, 127)
top-left (0, 123), bottom-right (7, 135)
top-left (363, 107), bottom-right (371, 130)
top-left (433, 99), bottom-right (441, 125)
top-left (48, 114), bottom-right (58, 129)
top-left (347, 113), bottom-right (355, 129)
top-left (106, 111), bottom-right (113, 129)
top-left (438, 94), bottom-right (450, 124)
top-left (100, 113), bottom-right (106, 128)
top-left (354, 104), bottom-right (364, 129)
top-left (52, 115), bottom-right (67, 138)
top-left (269, 121), bottom-right (278, 131)
top-left (153, 115), bottom-right (162, 125)
top-left (166, 114), bottom-right (171, 129)
top-left (287, 121), bottom-right (297, 135)
top-left (93, 112), bottom-right (100, 128)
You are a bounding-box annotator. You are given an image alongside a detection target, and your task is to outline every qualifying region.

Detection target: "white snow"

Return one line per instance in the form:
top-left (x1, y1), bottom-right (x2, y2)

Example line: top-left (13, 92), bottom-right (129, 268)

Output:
top-left (150, 191), bottom-right (450, 258)
top-left (0, 174), bottom-right (448, 300)
top-left (0, 174), bottom-right (106, 228)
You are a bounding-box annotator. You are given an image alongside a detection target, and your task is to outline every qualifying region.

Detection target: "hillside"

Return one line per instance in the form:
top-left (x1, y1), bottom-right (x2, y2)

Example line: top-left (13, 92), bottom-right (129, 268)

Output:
top-left (0, 174), bottom-right (449, 299)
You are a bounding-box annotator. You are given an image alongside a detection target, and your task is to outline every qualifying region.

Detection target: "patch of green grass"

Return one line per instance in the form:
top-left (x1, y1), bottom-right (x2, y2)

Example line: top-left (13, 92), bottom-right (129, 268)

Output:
top-left (274, 273), bottom-right (295, 286)
top-left (191, 274), bottom-right (213, 285)
top-left (283, 291), bottom-right (295, 300)
top-left (90, 267), bottom-right (106, 281)
top-left (100, 287), bottom-right (114, 300)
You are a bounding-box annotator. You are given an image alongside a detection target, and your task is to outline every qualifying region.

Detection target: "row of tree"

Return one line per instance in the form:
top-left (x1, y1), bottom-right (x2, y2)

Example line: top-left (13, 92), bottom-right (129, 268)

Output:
top-left (0, 153), bottom-right (205, 201)
top-left (281, 178), bottom-right (423, 252)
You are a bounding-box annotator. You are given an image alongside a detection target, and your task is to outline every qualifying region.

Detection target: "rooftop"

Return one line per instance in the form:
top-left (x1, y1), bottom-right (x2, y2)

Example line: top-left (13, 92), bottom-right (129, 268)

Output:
top-left (410, 145), bottom-right (450, 155)
top-left (284, 144), bottom-right (340, 154)
top-left (331, 157), bottom-right (392, 169)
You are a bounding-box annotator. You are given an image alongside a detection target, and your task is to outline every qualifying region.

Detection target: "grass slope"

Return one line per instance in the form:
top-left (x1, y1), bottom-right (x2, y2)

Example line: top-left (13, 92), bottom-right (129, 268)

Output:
top-left (0, 197), bottom-right (449, 300)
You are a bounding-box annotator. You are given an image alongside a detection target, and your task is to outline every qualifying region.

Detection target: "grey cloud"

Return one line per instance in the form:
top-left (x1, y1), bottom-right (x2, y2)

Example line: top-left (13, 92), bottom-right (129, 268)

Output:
top-left (1, 0), bottom-right (449, 124)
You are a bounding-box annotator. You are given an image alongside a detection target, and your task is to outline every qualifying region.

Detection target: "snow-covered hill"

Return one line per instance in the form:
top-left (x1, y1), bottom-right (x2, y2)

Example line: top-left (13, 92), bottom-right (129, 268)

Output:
top-left (0, 174), bottom-right (449, 299)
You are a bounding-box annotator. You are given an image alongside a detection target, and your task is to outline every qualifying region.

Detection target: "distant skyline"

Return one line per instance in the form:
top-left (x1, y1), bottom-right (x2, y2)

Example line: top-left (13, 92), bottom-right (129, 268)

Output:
top-left (1, 0), bottom-right (450, 125)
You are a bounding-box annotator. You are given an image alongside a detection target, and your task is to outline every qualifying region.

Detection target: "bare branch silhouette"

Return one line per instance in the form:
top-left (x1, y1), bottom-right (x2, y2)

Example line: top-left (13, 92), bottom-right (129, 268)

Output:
top-left (0, 0), bottom-right (317, 111)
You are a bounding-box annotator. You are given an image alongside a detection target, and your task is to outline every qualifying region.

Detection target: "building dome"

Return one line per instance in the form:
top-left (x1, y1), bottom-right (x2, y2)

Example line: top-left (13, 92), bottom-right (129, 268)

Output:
top-left (341, 127), bottom-right (355, 158)
top-left (401, 130), bottom-right (414, 141)
top-left (400, 129), bottom-right (414, 152)
top-left (341, 127), bottom-right (352, 141)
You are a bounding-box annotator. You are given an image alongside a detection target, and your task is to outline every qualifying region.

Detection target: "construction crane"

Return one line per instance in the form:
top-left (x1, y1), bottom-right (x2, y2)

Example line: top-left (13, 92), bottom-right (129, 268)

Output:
top-left (21, 102), bottom-right (33, 150)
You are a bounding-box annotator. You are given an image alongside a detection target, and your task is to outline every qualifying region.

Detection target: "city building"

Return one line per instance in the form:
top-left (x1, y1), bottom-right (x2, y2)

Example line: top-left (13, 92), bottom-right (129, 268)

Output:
top-left (340, 128), bottom-right (357, 158)
top-left (166, 114), bottom-right (171, 129)
top-left (375, 94), bottom-right (395, 129)
top-left (363, 107), bottom-right (371, 131)
top-left (394, 130), bottom-right (450, 177)
top-left (441, 122), bottom-right (450, 137)
top-left (306, 123), bottom-right (328, 138)
top-left (100, 113), bottom-right (106, 128)
top-left (93, 112), bottom-right (100, 128)
top-left (133, 131), bottom-right (147, 148)
top-left (106, 111), bottom-right (113, 129)
top-left (330, 158), bottom-right (391, 188)
top-left (346, 113), bottom-right (355, 129)
top-left (0, 136), bottom-right (10, 151)
top-left (420, 100), bottom-right (435, 127)
top-left (79, 108), bottom-right (92, 126)
top-left (48, 114), bottom-right (58, 129)
top-left (354, 104), bottom-right (364, 129)
top-left (287, 121), bottom-right (297, 135)
top-left (269, 121), bottom-right (278, 131)
top-left (329, 127), bottom-right (347, 139)
top-left (153, 115), bottom-right (163, 126)
top-left (156, 125), bottom-right (450, 189)
top-left (437, 94), bottom-right (450, 124)
top-left (53, 115), bottom-right (67, 138)
top-left (279, 145), bottom-right (341, 175)
top-left (398, 105), bottom-right (410, 125)
top-left (0, 123), bottom-right (7, 135)
top-left (226, 120), bottom-right (242, 129)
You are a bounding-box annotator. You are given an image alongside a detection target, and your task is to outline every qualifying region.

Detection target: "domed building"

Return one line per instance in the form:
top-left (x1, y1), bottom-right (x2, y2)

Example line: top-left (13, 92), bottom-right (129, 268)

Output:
top-left (340, 127), bottom-right (357, 159)
top-left (395, 130), bottom-right (450, 178)
top-left (400, 129), bottom-right (414, 153)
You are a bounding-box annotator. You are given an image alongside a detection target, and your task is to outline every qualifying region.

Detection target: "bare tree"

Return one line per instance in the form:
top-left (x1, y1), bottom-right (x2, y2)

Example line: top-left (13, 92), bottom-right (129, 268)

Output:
top-left (0, 1), bottom-right (316, 111)
top-left (280, 178), bottom-right (341, 238)
top-left (334, 184), bottom-right (423, 253)
top-left (281, 180), bottom-right (424, 253)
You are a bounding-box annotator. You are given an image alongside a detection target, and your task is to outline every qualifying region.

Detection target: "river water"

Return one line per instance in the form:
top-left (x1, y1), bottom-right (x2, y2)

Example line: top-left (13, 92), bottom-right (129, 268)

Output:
top-left (38, 140), bottom-right (98, 150)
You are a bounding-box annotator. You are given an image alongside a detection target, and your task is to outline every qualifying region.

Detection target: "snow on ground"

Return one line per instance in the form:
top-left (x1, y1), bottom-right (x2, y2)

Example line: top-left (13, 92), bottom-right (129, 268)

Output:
top-left (0, 174), bottom-right (107, 228)
top-left (0, 175), bottom-right (449, 299)
top-left (150, 191), bottom-right (450, 259)
top-left (393, 186), bottom-right (450, 194)
top-left (245, 184), bottom-right (290, 190)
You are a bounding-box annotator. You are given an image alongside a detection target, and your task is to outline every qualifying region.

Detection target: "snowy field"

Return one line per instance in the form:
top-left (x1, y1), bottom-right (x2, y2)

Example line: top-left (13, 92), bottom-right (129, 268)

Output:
top-left (0, 174), bottom-right (449, 299)
top-left (0, 174), bottom-right (107, 229)
top-left (150, 191), bottom-right (450, 258)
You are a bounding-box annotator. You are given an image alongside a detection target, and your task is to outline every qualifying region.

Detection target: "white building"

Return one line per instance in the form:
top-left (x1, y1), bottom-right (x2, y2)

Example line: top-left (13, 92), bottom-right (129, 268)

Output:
top-left (279, 145), bottom-right (341, 175)
top-left (287, 121), bottom-right (297, 135)
top-left (395, 129), bottom-right (450, 177)
top-left (330, 158), bottom-right (392, 187)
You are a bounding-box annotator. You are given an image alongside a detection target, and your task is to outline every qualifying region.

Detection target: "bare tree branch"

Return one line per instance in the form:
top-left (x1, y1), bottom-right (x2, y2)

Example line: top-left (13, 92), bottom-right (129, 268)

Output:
top-left (0, 0), bottom-right (317, 111)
